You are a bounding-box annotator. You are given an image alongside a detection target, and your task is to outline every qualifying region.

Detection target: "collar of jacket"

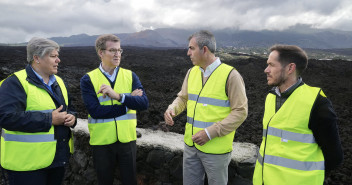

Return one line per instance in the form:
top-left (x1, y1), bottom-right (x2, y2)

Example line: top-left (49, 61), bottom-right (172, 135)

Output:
top-left (268, 81), bottom-right (305, 98)
top-left (24, 65), bottom-right (59, 89)
top-left (24, 65), bottom-right (63, 104)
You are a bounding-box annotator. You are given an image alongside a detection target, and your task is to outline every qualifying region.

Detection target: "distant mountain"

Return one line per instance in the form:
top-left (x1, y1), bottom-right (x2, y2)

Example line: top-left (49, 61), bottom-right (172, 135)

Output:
top-left (36, 25), bottom-right (352, 49)
top-left (122, 29), bottom-right (179, 47)
top-left (50, 34), bottom-right (96, 46)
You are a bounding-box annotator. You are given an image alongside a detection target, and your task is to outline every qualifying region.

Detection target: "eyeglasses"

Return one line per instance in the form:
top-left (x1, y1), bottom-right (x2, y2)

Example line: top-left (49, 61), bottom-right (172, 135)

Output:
top-left (103, 48), bottom-right (123, 54)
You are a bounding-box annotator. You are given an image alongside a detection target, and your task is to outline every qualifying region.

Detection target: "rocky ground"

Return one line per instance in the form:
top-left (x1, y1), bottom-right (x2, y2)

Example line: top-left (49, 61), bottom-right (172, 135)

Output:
top-left (0, 46), bottom-right (351, 184)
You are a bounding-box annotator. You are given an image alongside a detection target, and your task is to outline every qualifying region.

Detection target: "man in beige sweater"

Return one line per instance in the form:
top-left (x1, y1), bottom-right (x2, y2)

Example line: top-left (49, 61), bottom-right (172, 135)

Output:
top-left (164, 30), bottom-right (248, 185)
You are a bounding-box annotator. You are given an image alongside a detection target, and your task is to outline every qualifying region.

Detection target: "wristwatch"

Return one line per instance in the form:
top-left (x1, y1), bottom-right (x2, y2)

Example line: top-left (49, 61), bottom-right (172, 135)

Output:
top-left (118, 93), bottom-right (124, 102)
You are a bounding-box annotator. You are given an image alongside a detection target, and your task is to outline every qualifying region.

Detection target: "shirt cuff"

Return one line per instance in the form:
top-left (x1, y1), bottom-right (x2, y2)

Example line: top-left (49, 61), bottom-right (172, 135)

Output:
top-left (204, 128), bottom-right (212, 140)
top-left (120, 93), bottom-right (126, 103)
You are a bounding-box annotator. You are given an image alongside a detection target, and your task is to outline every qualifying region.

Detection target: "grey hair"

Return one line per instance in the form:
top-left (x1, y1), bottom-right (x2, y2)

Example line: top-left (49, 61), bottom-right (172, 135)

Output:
top-left (188, 30), bottom-right (216, 53)
top-left (26, 37), bottom-right (60, 64)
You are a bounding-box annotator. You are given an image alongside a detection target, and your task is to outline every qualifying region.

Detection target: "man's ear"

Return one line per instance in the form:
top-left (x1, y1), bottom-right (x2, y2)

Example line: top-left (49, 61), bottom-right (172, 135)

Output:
top-left (98, 50), bottom-right (103, 58)
top-left (202, 46), bottom-right (208, 54)
top-left (33, 55), bottom-right (39, 63)
top-left (287, 63), bottom-right (296, 74)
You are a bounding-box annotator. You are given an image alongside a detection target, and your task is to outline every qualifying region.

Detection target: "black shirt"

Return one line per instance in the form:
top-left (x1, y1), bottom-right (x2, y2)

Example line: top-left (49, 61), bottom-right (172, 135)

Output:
top-left (269, 79), bottom-right (343, 171)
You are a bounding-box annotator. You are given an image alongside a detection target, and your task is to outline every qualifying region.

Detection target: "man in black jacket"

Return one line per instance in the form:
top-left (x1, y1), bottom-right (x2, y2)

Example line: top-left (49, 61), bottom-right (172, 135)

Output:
top-left (253, 45), bottom-right (343, 185)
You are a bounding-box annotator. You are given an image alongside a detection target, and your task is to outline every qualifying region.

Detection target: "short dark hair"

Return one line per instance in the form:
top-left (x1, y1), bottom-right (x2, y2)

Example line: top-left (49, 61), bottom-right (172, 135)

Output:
top-left (188, 30), bottom-right (216, 53)
top-left (269, 44), bottom-right (308, 76)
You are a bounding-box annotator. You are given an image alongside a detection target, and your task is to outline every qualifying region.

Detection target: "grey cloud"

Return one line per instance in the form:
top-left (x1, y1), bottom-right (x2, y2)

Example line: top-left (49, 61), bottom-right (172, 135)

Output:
top-left (0, 0), bottom-right (351, 43)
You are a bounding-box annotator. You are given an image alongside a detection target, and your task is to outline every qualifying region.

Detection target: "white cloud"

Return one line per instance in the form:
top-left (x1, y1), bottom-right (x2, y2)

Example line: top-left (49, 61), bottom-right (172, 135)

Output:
top-left (0, 0), bottom-right (351, 43)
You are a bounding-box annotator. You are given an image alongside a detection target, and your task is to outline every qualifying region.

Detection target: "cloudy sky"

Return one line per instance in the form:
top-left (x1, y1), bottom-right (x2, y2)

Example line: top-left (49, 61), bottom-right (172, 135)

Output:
top-left (1, 0), bottom-right (351, 43)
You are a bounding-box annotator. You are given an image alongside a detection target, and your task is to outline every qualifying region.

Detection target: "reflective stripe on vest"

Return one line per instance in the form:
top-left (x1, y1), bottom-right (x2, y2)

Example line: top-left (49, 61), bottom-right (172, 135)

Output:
top-left (187, 116), bottom-right (215, 128)
top-left (185, 63), bottom-right (235, 154)
top-left (1, 129), bottom-right (55, 142)
top-left (188, 93), bottom-right (230, 107)
top-left (0, 69), bottom-right (70, 171)
top-left (253, 84), bottom-right (325, 185)
top-left (256, 153), bottom-right (325, 171)
top-left (88, 113), bottom-right (136, 124)
top-left (263, 127), bottom-right (316, 143)
top-left (87, 68), bottom-right (137, 145)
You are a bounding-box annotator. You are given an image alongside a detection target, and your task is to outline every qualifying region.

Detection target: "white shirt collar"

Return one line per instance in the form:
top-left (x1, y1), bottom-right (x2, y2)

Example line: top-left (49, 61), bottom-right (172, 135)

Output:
top-left (199, 57), bottom-right (221, 77)
top-left (99, 63), bottom-right (118, 82)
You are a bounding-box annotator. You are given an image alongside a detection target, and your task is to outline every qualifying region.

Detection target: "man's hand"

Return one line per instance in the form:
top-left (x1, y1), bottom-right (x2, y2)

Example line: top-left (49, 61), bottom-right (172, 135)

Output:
top-left (52, 105), bottom-right (67, 126)
top-left (64, 114), bottom-right (76, 127)
top-left (97, 84), bottom-right (120, 100)
top-left (131, 89), bottom-right (143, 96)
top-left (164, 109), bottom-right (175, 126)
top-left (192, 130), bottom-right (210, 146)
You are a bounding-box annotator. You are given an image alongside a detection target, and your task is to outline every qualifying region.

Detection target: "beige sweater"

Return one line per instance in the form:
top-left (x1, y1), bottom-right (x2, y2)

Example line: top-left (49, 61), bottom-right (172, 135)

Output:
top-left (168, 66), bottom-right (248, 139)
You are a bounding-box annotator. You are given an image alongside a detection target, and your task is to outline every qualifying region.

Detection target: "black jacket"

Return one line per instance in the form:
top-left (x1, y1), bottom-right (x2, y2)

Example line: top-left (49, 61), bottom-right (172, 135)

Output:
top-left (0, 65), bottom-right (77, 168)
top-left (270, 81), bottom-right (343, 172)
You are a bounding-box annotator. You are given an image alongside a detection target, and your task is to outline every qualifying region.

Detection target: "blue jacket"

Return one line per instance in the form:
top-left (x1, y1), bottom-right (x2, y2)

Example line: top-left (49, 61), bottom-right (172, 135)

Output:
top-left (0, 64), bottom-right (77, 168)
top-left (80, 67), bottom-right (148, 120)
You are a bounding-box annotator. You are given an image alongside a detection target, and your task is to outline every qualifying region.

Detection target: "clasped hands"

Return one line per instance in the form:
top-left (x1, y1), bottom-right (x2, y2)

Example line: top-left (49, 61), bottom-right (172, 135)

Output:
top-left (52, 105), bottom-right (75, 127)
top-left (97, 84), bottom-right (143, 100)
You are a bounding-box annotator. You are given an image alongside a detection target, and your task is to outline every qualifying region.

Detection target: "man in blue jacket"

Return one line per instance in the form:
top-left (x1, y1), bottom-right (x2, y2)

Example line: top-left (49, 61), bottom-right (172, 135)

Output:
top-left (80, 34), bottom-right (148, 185)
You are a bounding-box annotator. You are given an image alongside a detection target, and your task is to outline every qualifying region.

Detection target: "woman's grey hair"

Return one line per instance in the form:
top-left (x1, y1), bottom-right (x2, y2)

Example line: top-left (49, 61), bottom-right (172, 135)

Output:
top-left (188, 30), bottom-right (216, 53)
top-left (27, 37), bottom-right (60, 64)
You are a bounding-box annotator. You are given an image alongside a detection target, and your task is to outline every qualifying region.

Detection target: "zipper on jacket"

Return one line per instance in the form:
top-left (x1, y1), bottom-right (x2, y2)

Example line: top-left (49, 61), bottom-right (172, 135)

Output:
top-left (190, 65), bottom-right (223, 146)
top-left (191, 71), bottom-right (207, 146)
top-left (112, 99), bottom-right (118, 141)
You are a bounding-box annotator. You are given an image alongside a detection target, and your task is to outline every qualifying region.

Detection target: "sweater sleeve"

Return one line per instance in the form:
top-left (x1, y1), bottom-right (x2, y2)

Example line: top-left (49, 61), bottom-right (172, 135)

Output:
top-left (309, 92), bottom-right (343, 171)
top-left (80, 74), bottom-right (127, 119)
top-left (121, 71), bottom-right (149, 110)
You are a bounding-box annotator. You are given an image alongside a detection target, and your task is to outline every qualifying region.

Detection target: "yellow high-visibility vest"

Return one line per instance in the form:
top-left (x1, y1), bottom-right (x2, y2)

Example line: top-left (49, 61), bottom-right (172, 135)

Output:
top-left (253, 84), bottom-right (325, 185)
top-left (87, 68), bottom-right (137, 145)
top-left (185, 63), bottom-right (235, 154)
top-left (0, 69), bottom-right (72, 171)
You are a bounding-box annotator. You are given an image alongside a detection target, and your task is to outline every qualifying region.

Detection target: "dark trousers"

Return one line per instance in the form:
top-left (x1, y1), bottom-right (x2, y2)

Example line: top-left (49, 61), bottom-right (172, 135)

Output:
top-left (4, 166), bottom-right (65, 185)
top-left (92, 140), bottom-right (137, 185)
